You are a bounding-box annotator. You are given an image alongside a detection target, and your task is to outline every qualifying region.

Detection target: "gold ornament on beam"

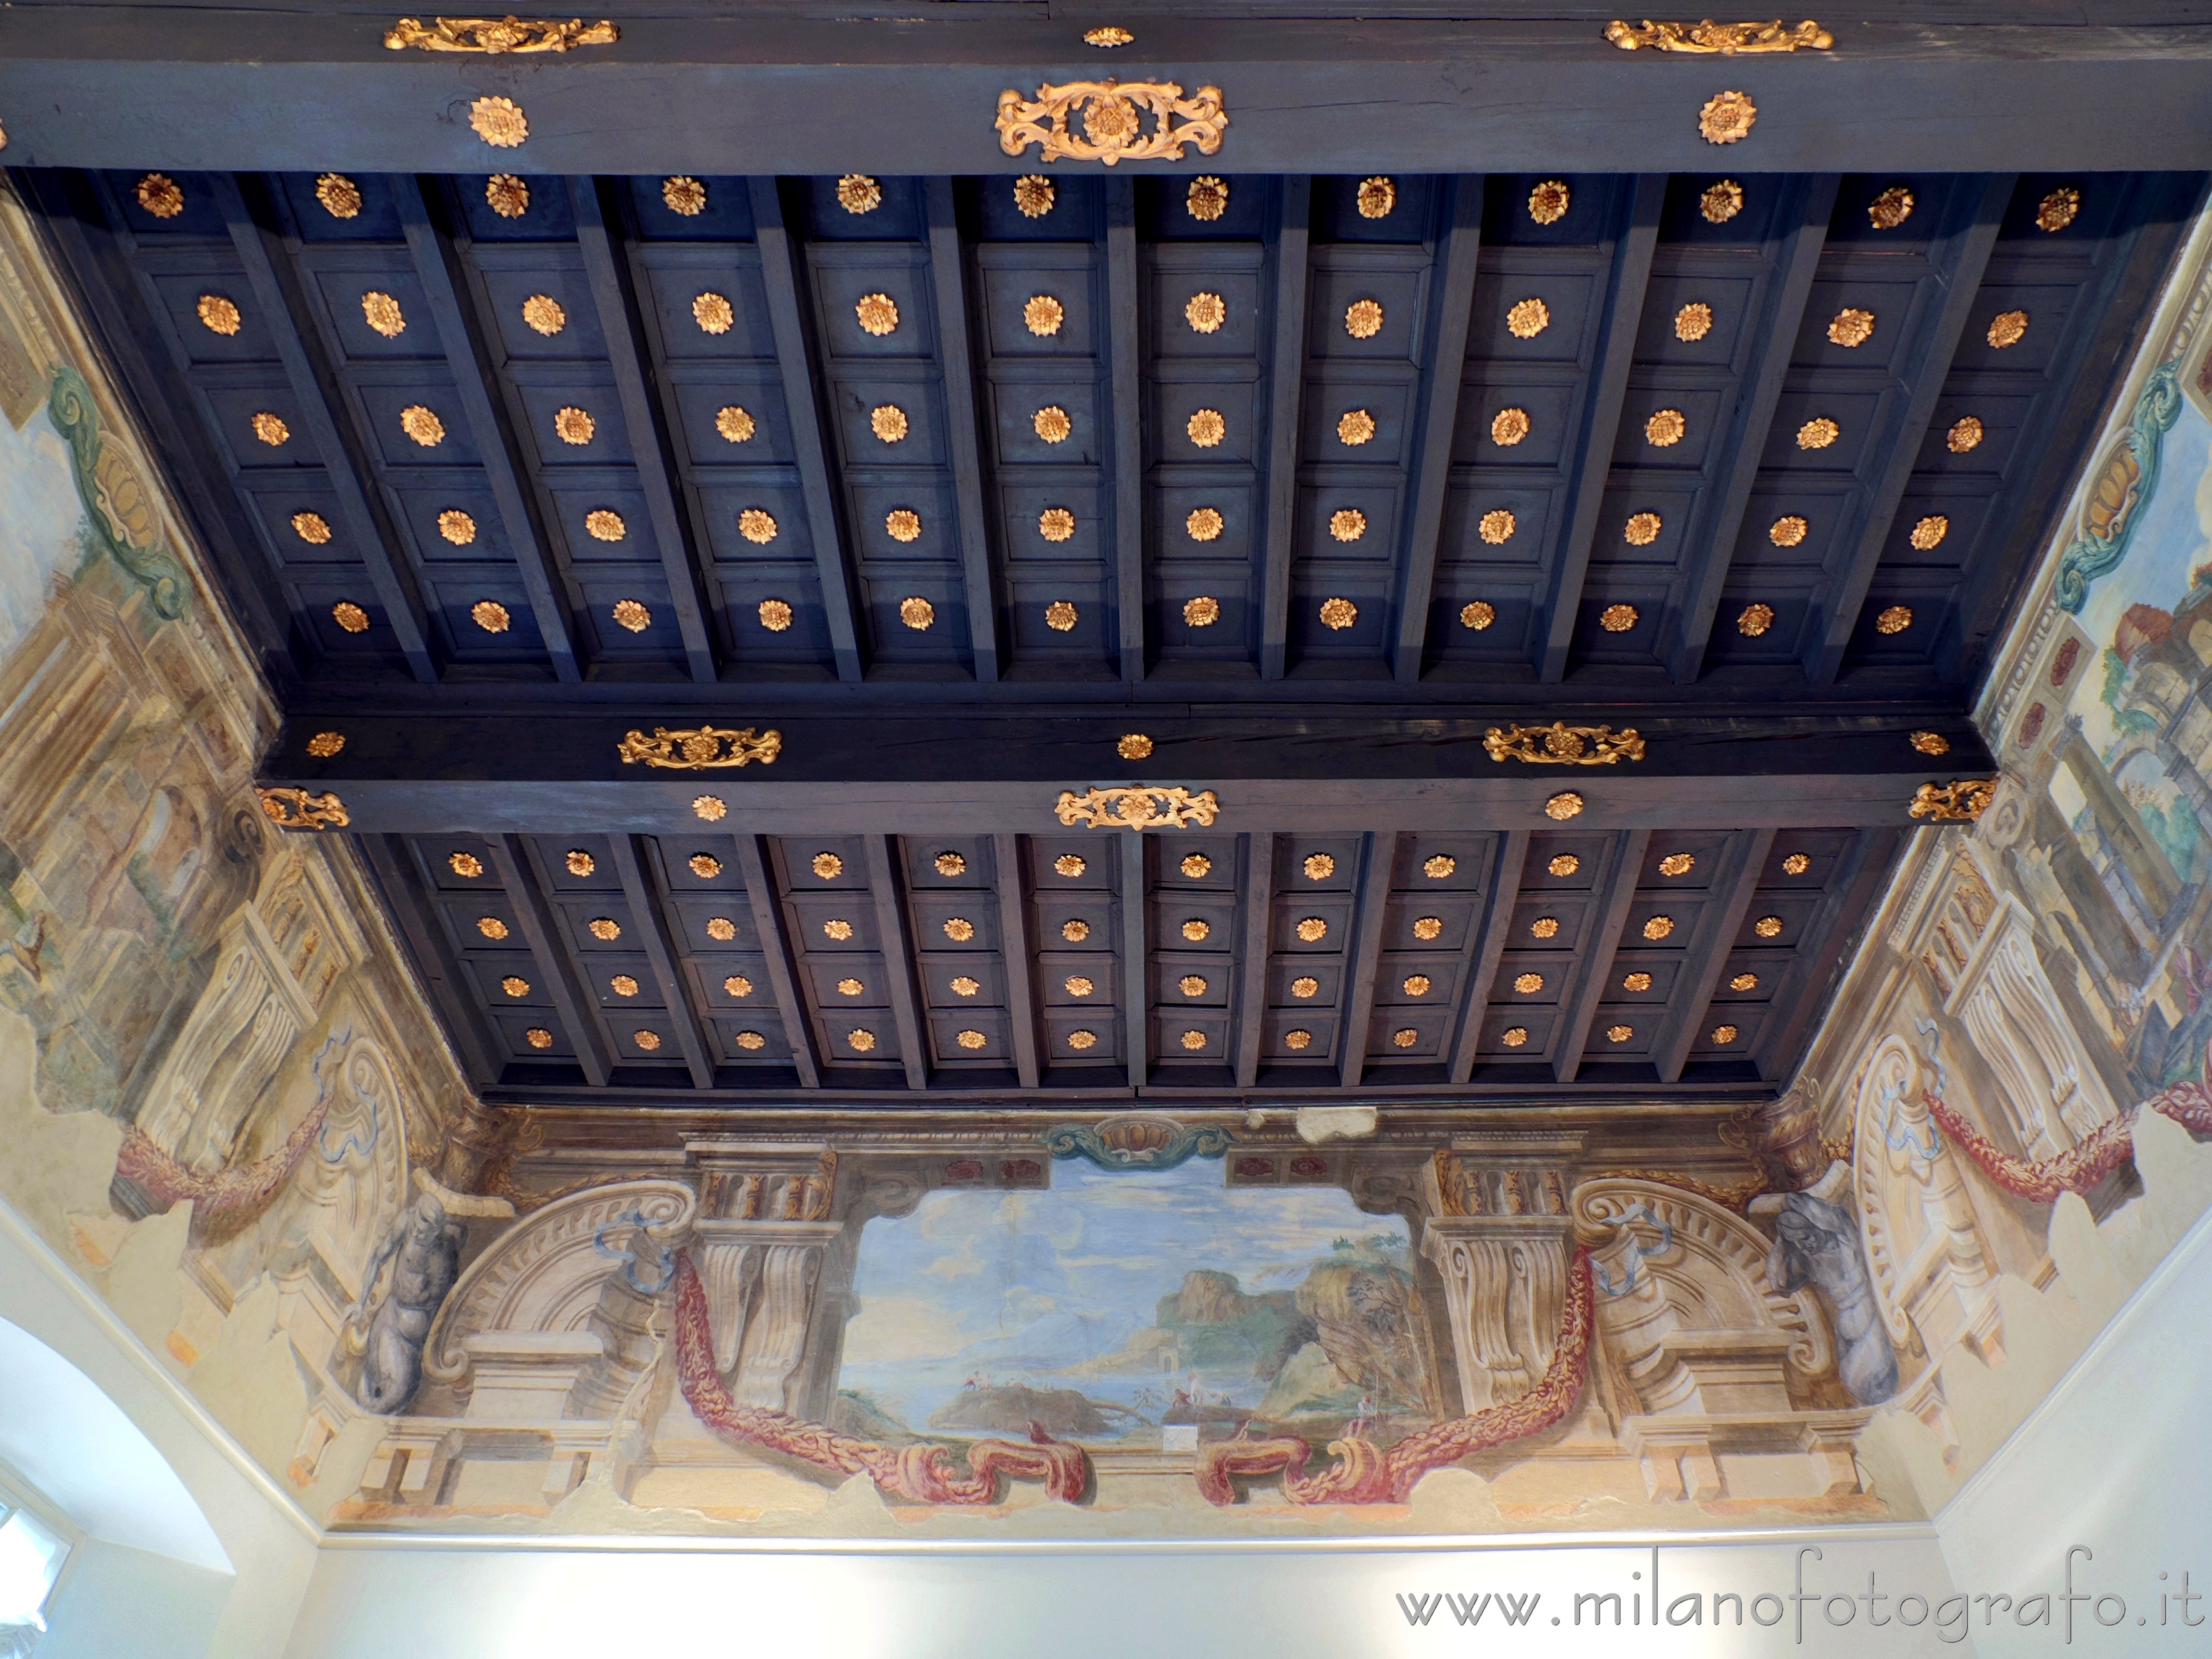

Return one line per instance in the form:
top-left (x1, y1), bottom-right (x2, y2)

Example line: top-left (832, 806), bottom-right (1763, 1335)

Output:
top-left (1483, 722), bottom-right (1647, 765)
top-left (995, 79), bottom-right (1227, 166)
top-left (257, 787), bottom-right (350, 830)
top-left (1908, 779), bottom-right (1997, 823)
top-left (616, 726), bottom-right (783, 769)
top-left (1055, 785), bottom-right (1221, 832)
top-left (1604, 18), bottom-right (1834, 53)
top-left (384, 15), bottom-right (619, 53)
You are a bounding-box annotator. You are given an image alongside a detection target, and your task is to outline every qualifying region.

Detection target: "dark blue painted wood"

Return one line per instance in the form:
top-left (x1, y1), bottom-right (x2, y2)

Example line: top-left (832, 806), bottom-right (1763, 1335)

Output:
top-left (1120, 829), bottom-right (1148, 1089)
top-left (1105, 178), bottom-right (1146, 681)
top-left (1552, 828), bottom-right (1646, 1084)
top-left (1335, 832), bottom-right (1399, 1087)
top-left (865, 834), bottom-right (931, 1090)
top-left (1653, 827), bottom-right (1771, 1081)
top-left (925, 177), bottom-right (1002, 684)
top-left (217, 173), bottom-right (441, 681)
top-left (608, 833), bottom-right (716, 1088)
top-left (1805, 174), bottom-right (2011, 684)
top-left (488, 833), bottom-right (612, 1086)
top-left (749, 178), bottom-right (864, 682)
top-left (360, 833), bottom-right (502, 1085)
top-left (1661, 176), bottom-right (1839, 685)
top-left (1257, 178), bottom-right (1311, 681)
top-left (393, 175), bottom-right (582, 682)
top-left (569, 177), bottom-right (719, 682)
top-left (1537, 175), bottom-right (1663, 682)
top-left (734, 831), bottom-right (822, 1089)
top-left (1447, 828), bottom-right (1526, 1084)
top-left (1395, 177), bottom-right (1484, 681)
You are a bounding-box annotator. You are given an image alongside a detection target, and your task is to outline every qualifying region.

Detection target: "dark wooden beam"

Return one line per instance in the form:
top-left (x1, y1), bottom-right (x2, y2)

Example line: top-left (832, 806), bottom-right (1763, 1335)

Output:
top-left (1393, 176), bottom-right (1484, 682)
top-left (213, 173), bottom-right (439, 683)
top-left (1257, 177), bottom-right (1312, 681)
top-left (486, 834), bottom-right (611, 1087)
top-left (733, 831), bottom-right (821, 1089)
top-left (607, 833), bottom-right (716, 1087)
top-left (27, 172), bottom-right (298, 681)
top-left (1805, 174), bottom-right (2012, 684)
top-left (1755, 825), bottom-right (1898, 1081)
top-left (748, 178), bottom-right (864, 682)
top-left (358, 834), bottom-right (502, 1086)
top-left (9, 21), bottom-right (2212, 174)
top-left (1336, 832), bottom-right (1401, 1088)
top-left (993, 833), bottom-right (1040, 1088)
top-left (1233, 830), bottom-right (1276, 1089)
top-left (1105, 176), bottom-right (1145, 682)
top-left (863, 835), bottom-right (930, 1090)
top-left (1537, 174), bottom-right (1665, 684)
top-left (1121, 830), bottom-right (1148, 1090)
top-left (1661, 175), bottom-right (1838, 685)
top-left (1653, 827), bottom-right (1772, 1082)
top-left (568, 176), bottom-right (718, 682)
top-left (924, 177), bottom-right (1000, 684)
top-left (394, 174), bottom-right (582, 682)
top-left (1448, 829), bottom-right (1528, 1084)
top-left (1553, 828), bottom-right (1648, 1083)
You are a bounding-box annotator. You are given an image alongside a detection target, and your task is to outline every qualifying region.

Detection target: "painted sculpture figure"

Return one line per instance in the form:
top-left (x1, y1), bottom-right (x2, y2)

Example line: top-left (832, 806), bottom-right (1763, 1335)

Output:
top-left (349, 1171), bottom-right (513, 1413)
top-left (1759, 1175), bottom-right (1898, 1406)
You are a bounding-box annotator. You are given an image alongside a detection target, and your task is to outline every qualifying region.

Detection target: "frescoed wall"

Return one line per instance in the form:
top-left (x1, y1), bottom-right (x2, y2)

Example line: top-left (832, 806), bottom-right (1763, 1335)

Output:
top-left (1798, 206), bottom-right (2212, 1515)
top-left (5, 150), bottom-right (2212, 1549)
top-left (0, 174), bottom-right (491, 1512)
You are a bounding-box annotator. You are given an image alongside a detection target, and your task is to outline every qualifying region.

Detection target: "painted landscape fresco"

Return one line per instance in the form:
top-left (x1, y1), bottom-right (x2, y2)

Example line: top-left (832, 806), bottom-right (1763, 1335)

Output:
top-left (836, 1160), bottom-right (1431, 1452)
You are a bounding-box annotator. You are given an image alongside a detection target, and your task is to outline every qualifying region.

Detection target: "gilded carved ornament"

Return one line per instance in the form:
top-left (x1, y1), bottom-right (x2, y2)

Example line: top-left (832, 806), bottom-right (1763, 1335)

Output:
top-left (1605, 18), bottom-right (1833, 53)
top-left (995, 79), bottom-right (1227, 166)
top-left (1055, 785), bottom-right (1221, 832)
top-left (1908, 779), bottom-right (1997, 823)
top-left (617, 726), bottom-right (783, 769)
top-left (1484, 722), bottom-right (1646, 765)
top-left (257, 787), bottom-right (350, 830)
top-left (384, 15), bottom-right (618, 53)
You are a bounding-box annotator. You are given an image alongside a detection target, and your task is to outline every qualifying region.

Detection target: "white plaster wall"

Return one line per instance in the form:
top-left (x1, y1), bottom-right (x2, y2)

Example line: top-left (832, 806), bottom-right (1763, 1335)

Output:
top-left (0, 1197), bottom-right (318, 1659)
top-left (1936, 1203), bottom-right (2212, 1655)
top-left (283, 1534), bottom-right (1971, 1659)
top-left (36, 1541), bottom-right (233, 1659)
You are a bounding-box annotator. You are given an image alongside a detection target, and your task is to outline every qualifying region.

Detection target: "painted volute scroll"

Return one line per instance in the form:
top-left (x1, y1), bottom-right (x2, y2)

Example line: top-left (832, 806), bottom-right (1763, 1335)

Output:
top-left (3, 9), bottom-right (2212, 1553)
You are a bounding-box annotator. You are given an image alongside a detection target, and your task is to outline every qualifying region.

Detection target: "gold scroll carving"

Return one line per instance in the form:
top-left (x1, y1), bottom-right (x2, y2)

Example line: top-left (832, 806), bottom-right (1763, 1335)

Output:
top-left (617, 726), bottom-right (783, 770)
top-left (1055, 785), bottom-right (1221, 832)
top-left (995, 80), bottom-right (1227, 166)
top-left (383, 15), bottom-right (618, 53)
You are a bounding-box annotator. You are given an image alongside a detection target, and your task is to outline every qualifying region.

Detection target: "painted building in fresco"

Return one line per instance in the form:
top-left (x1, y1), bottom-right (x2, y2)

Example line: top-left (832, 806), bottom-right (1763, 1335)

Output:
top-left (4, 165), bottom-right (2212, 1540)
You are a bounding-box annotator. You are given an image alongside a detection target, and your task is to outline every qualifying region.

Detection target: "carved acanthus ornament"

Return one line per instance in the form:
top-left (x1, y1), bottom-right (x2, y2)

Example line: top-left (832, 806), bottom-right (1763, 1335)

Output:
top-left (1908, 778), bottom-right (1996, 822)
top-left (1055, 784), bottom-right (1220, 831)
top-left (1605, 18), bottom-right (1833, 53)
top-left (257, 786), bottom-right (350, 830)
top-left (1484, 722), bottom-right (1646, 765)
top-left (616, 726), bottom-right (782, 769)
top-left (384, 14), bottom-right (619, 52)
top-left (995, 79), bottom-right (1227, 165)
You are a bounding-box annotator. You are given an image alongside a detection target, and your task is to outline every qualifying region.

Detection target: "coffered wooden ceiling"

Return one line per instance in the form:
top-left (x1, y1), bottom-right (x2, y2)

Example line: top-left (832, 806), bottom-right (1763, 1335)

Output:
top-left (23, 166), bottom-right (2197, 693)
top-left (9, 60), bottom-right (2202, 1107)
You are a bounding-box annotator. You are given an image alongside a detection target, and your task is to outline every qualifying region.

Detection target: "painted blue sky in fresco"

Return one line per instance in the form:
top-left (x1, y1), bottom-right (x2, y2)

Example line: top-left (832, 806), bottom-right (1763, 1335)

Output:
top-left (836, 1159), bottom-right (1410, 1437)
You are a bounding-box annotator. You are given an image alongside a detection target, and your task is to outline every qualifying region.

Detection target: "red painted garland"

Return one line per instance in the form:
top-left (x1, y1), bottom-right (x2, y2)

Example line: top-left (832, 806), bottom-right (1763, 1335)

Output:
top-left (671, 1250), bottom-right (1088, 1506)
top-left (1197, 1245), bottom-right (1595, 1506)
top-left (1922, 1076), bottom-right (2212, 1204)
top-left (115, 1097), bottom-right (331, 1221)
